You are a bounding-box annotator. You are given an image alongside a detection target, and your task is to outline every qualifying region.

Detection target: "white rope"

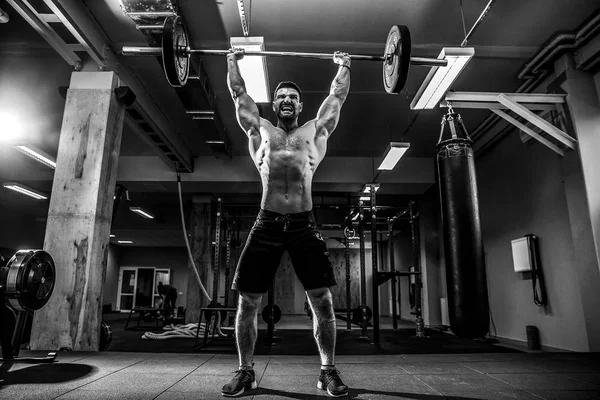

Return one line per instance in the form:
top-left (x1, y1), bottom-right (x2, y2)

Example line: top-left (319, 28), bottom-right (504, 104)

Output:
top-left (141, 313), bottom-right (234, 340)
top-left (177, 174), bottom-right (211, 301)
top-left (142, 323), bottom-right (203, 340)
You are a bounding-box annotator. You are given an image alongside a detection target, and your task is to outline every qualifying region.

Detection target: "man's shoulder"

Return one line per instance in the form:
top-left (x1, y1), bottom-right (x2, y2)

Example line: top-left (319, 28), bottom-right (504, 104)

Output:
top-left (258, 117), bottom-right (277, 131)
top-left (299, 119), bottom-right (318, 132)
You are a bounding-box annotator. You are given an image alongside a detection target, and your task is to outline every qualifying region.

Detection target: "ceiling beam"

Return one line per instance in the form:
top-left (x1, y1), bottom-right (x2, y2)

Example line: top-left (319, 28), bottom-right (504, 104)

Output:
top-left (5, 0), bottom-right (81, 67)
top-left (444, 91), bottom-right (577, 156)
top-left (9, 0), bottom-right (195, 171)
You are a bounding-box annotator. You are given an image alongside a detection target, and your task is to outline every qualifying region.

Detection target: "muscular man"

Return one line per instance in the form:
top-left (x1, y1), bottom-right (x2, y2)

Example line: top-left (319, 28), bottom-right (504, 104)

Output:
top-left (221, 49), bottom-right (351, 398)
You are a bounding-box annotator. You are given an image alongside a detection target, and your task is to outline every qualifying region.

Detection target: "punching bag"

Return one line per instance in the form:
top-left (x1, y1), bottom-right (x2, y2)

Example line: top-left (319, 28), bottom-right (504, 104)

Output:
top-left (436, 110), bottom-right (489, 339)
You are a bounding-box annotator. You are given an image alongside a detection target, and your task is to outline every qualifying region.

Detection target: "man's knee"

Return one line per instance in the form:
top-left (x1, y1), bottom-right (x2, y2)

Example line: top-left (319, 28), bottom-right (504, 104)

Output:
top-left (307, 287), bottom-right (332, 303)
top-left (307, 288), bottom-right (335, 318)
top-left (238, 291), bottom-right (262, 314)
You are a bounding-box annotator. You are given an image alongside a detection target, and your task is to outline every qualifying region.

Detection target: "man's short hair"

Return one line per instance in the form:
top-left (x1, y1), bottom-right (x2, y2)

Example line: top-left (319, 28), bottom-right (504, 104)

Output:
top-left (274, 81), bottom-right (302, 102)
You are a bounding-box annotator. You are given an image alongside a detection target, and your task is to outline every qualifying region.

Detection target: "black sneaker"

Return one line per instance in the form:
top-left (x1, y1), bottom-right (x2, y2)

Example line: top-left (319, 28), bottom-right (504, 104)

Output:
top-left (317, 369), bottom-right (348, 397)
top-left (221, 369), bottom-right (257, 397)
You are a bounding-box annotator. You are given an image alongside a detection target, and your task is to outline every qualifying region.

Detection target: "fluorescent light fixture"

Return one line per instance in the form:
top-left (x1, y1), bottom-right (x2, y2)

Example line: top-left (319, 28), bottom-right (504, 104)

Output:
top-left (129, 206), bottom-right (155, 219)
top-left (14, 144), bottom-right (56, 169)
top-left (118, 240), bottom-right (133, 244)
top-left (410, 47), bottom-right (475, 110)
top-left (110, 234), bottom-right (116, 238)
top-left (359, 196), bottom-right (371, 201)
top-left (3, 182), bottom-right (47, 200)
top-left (230, 36), bottom-right (270, 103)
top-left (377, 142), bottom-right (410, 170)
top-left (362, 183), bottom-right (380, 193)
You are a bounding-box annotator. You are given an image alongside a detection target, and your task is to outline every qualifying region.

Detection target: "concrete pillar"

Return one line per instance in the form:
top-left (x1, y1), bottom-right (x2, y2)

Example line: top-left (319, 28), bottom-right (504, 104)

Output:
top-left (419, 187), bottom-right (444, 327)
top-left (560, 68), bottom-right (600, 351)
top-left (185, 197), bottom-right (213, 324)
top-left (30, 72), bottom-right (124, 351)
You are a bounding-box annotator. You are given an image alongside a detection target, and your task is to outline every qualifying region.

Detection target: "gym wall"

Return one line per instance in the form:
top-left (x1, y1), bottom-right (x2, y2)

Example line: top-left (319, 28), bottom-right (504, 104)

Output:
top-left (474, 81), bottom-right (599, 351)
top-left (417, 186), bottom-right (446, 328)
top-left (0, 212), bottom-right (45, 252)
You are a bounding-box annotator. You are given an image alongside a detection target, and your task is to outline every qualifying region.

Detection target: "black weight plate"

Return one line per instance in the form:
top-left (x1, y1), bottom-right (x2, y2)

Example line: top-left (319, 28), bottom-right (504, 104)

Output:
top-left (261, 304), bottom-right (282, 325)
top-left (5, 250), bottom-right (56, 312)
top-left (351, 305), bottom-right (373, 323)
top-left (383, 25), bottom-right (411, 94)
top-left (162, 15), bottom-right (189, 87)
top-left (99, 320), bottom-right (112, 351)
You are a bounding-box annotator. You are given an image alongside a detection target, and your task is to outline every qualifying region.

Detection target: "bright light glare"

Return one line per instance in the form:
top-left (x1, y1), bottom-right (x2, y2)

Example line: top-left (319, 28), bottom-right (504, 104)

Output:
top-left (15, 145), bottom-right (57, 169)
top-left (129, 206), bottom-right (155, 219)
top-left (3, 182), bottom-right (47, 200)
top-left (378, 142), bottom-right (410, 170)
top-left (410, 48), bottom-right (475, 110)
top-left (0, 112), bottom-right (23, 143)
top-left (362, 185), bottom-right (380, 193)
top-left (231, 37), bottom-right (270, 103)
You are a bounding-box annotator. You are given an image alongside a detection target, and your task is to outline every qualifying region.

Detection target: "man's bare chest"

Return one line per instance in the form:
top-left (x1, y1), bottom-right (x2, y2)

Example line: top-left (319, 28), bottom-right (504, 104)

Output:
top-left (261, 125), bottom-right (315, 152)
top-left (267, 132), bottom-right (311, 152)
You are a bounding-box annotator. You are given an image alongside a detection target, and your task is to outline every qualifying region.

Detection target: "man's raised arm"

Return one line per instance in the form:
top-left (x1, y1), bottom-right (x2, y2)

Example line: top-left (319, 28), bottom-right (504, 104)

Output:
top-left (315, 51), bottom-right (351, 138)
top-left (227, 49), bottom-right (261, 137)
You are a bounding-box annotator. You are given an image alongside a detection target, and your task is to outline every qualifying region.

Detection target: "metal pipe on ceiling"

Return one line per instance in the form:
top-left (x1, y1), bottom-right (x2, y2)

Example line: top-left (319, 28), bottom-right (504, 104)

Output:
top-left (518, 12), bottom-right (600, 80)
top-left (471, 10), bottom-right (600, 148)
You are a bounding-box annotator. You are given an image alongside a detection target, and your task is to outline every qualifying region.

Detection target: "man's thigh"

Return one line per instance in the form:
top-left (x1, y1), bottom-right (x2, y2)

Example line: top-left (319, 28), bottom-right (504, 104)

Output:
top-left (288, 228), bottom-right (337, 291)
top-left (232, 226), bottom-right (285, 293)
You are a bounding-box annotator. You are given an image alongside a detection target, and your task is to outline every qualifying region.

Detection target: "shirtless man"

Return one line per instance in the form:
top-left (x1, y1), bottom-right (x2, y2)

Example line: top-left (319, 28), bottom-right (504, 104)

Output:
top-left (221, 49), bottom-right (351, 398)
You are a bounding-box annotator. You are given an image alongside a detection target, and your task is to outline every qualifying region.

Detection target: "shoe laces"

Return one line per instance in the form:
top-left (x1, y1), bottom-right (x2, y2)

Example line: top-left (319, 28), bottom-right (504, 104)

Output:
top-left (232, 368), bottom-right (253, 380)
top-left (322, 368), bottom-right (343, 385)
top-left (231, 369), bottom-right (252, 379)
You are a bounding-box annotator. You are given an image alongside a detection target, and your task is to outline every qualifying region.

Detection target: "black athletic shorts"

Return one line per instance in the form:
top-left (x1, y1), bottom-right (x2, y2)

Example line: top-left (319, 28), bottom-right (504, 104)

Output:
top-left (231, 209), bottom-right (337, 293)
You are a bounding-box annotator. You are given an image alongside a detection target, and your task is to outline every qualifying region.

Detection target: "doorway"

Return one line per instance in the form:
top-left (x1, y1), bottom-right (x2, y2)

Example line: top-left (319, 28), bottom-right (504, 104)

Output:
top-left (116, 267), bottom-right (170, 311)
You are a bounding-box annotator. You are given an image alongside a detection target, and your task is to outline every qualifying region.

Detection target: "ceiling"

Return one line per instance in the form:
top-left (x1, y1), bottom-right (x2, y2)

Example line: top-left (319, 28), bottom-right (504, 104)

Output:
top-left (0, 0), bottom-right (598, 248)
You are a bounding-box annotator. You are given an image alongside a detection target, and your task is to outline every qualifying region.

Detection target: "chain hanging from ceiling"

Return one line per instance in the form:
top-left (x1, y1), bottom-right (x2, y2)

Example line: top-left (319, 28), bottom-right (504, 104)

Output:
top-left (237, 0), bottom-right (250, 36)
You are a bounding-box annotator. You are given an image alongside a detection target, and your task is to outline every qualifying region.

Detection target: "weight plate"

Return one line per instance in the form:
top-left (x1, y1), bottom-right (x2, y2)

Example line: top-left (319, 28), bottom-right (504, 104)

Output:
top-left (261, 304), bottom-right (282, 325)
top-left (162, 15), bottom-right (189, 87)
top-left (351, 305), bottom-right (373, 323)
top-left (4, 250), bottom-right (56, 312)
top-left (383, 25), bottom-right (411, 94)
top-left (99, 320), bottom-right (112, 351)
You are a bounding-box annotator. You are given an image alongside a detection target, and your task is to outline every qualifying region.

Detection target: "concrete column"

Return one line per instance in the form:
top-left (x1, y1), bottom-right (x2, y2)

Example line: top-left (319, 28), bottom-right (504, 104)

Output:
top-left (419, 187), bottom-right (443, 327)
top-left (185, 197), bottom-right (213, 324)
top-left (560, 68), bottom-right (600, 351)
top-left (30, 72), bottom-right (124, 351)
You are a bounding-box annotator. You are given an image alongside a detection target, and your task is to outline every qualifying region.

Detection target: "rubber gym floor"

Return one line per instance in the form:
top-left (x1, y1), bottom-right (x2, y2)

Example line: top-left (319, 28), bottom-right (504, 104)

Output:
top-left (1, 314), bottom-right (599, 399)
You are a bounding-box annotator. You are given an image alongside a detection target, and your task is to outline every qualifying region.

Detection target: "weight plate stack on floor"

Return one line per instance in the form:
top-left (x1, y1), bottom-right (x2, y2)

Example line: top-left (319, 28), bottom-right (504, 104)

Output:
top-left (1, 250), bottom-right (56, 312)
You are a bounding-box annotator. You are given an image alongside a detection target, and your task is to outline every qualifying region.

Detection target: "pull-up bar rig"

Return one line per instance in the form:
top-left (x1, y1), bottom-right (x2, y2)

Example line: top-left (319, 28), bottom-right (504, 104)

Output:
top-left (349, 184), bottom-right (425, 345)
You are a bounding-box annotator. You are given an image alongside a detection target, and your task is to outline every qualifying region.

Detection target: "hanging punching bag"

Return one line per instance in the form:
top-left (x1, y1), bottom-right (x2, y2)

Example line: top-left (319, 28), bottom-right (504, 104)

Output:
top-left (436, 110), bottom-right (489, 339)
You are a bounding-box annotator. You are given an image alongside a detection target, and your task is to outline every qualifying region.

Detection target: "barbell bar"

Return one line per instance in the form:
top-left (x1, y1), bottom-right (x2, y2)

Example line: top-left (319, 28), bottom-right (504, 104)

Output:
top-left (122, 46), bottom-right (447, 67)
top-left (121, 15), bottom-right (448, 93)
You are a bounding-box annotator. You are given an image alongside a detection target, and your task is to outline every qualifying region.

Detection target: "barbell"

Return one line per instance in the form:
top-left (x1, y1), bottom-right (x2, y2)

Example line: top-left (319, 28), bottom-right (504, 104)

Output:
top-left (122, 16), bottom-right (448, 94)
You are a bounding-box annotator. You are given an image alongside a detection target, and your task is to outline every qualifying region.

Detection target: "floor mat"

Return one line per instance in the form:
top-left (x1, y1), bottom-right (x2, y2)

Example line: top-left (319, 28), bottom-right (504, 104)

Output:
top-left (104, 314), bottom-right (518, 355)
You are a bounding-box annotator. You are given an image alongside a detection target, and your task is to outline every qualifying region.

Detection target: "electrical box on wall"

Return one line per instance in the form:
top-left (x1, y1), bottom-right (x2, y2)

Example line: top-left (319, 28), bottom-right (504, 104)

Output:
top-left (511, 237), bottom-right (532, 272)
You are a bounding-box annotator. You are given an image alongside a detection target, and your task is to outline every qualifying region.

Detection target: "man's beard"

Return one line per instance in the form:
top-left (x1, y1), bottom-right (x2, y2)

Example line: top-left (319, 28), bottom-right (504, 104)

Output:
top-left (278, 108), bottom-right (296, 121)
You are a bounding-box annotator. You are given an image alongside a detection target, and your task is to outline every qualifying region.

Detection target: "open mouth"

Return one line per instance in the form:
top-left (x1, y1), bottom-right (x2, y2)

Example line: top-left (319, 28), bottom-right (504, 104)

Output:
top-left (280, 105), bottom-right (293, 113)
